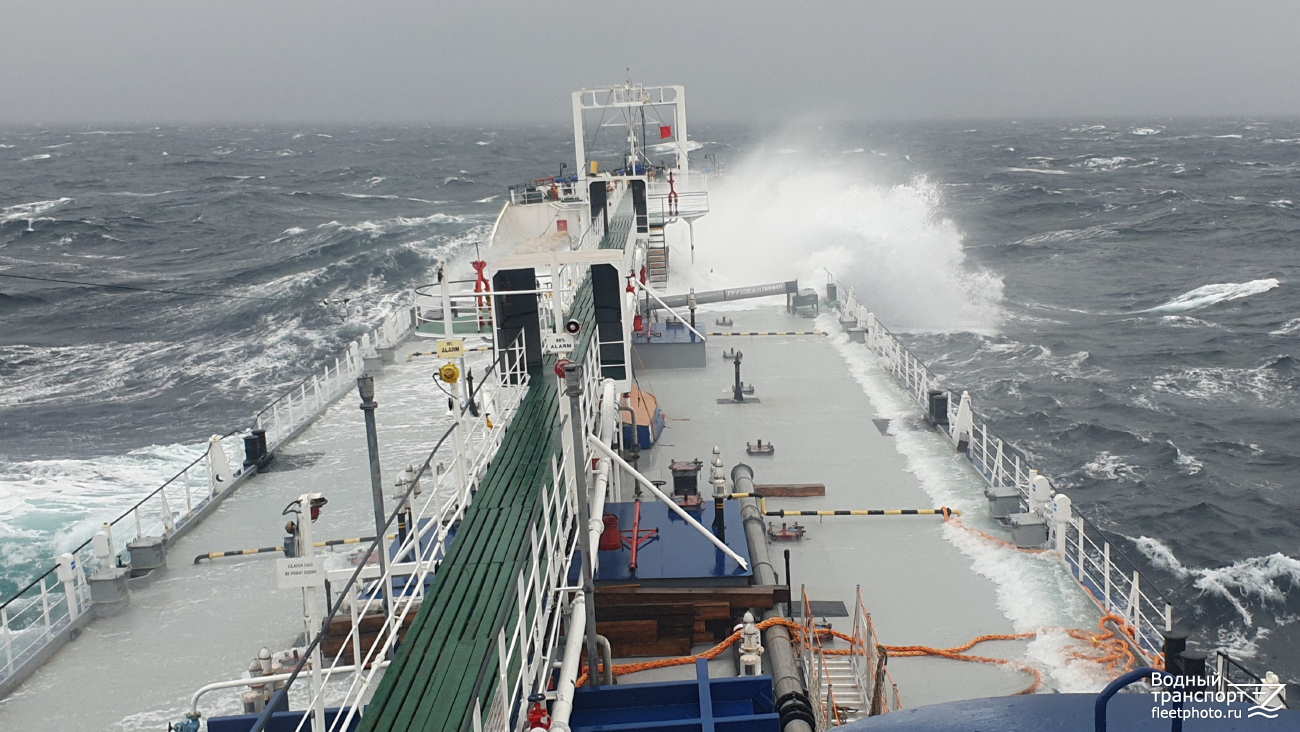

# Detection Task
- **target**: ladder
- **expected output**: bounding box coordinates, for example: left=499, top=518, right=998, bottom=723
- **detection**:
left=819, top=654, right=868, bottom=726
left=647, top=225, right=669, bottom=289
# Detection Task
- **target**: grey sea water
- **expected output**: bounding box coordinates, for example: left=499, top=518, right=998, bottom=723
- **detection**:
left=1, top=121, right=1296, bottom=680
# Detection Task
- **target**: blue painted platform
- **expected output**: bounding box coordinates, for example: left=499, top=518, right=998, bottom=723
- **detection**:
left=632, top=322, right=707, bottom=369
left=570, top=658, right=779, bottom=732
left=839, top=693, right=1299, bottom=731
left=595, top=501, right=752, bottom=584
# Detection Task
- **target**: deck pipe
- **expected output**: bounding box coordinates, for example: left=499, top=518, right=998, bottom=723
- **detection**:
left=586, top=379, right=618, bottom=561
left=549, top=594, right=589, bottom=732
left=737, top=465, right=815, bottom=732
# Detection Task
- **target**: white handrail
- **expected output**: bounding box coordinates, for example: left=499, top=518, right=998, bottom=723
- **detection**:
left=633, top=280, right=707, bottom=342
left=829, top=276, right=1172, bottom=663
left=586, top=436, right=748, bottom=570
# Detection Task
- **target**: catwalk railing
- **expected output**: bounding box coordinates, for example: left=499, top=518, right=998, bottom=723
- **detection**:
left=468, top=327, right=605, bottom=732
left=828, top=279, right=1173, bottom=664
left=0, top=303, right=416, bottom=695
left=202, top=331, right=536, bottom=731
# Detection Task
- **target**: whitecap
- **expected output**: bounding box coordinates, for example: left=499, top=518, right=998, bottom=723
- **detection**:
left=1082, top=451, right=1143, bottom=482
left=1131, top=127, right=1164, bottom=136
left=20, top=153, right=51, bottom=162
left=1, top=197, right=72, bottom=225
left=1144, top=278, right=1279, bottom=313
left=1269, top=318, right=1300, bottom=336
left=475, top=140, right=491, bottom=146
left=1194, top=554, right=1300, bottom=625
left=1134, top=537, right=1189, bottom=576
left=1170, top=442, right=1204, bottom=475
left=475, top=196, right=498, bottom=203
left=1005, top=167, right=1068, bottom=175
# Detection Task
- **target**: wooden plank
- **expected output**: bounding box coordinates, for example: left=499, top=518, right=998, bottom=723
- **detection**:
left=754, top=483, right=826, bottom=497
left=694, top=602, right=731, bottom=621
left=594, top=585, right=791, bottom=609
left=607, top=637, right=692, bottom=658
left=594, top=620, right=657, bottom=642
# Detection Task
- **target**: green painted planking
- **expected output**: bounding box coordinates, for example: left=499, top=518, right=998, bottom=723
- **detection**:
left=363, top=265, right=603, bottom=732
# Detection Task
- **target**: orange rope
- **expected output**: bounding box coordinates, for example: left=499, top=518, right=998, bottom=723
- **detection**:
left=942, top=509, right=1051, bottom=554
left=574, top=609, right=1144, bottom=694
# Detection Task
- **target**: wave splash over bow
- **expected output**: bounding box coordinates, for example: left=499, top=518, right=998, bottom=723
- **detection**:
left=681, top=140, right=1003, bottom=333
left=1145, top=279, right=1280, bottom=313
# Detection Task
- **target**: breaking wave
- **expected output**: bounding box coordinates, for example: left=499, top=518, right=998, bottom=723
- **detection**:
left=681, top=140, right=1003, bottom=333
left=1144, top=279, right=1280, bottom=313
left=1134, top=538, right=1300, bottom=626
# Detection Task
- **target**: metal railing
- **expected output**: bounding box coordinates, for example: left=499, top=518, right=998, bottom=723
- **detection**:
left=646, top=190, right=709, bottom=224
left=465, top=327, right=606, bottom=732
left=0, top=304, right=417, bottom=696
left=798, top=587, right=901, bottom=730
left=829, top=277, right=1173, bottom=664
left=217, top=271, right=611, bottom=732
left=239, top=332, right=535, bottom=732
left=414, top=279, right=494, bottom=338
left=508, top=178, right=584, bottom=206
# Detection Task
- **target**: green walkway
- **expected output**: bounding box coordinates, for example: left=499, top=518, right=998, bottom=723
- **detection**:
left=600, top=194, right=633, bottom=250
left=360, top=277, right=599, bottom=732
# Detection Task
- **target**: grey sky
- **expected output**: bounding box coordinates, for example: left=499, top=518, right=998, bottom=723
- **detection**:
left=3, top=1, right=1299, bottom=124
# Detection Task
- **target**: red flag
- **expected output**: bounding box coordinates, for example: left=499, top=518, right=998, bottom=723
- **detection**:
left=659, top=125, right=672, bottom=139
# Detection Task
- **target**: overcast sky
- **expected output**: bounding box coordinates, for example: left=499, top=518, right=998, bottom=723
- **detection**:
left=3, top=1, right=1299, bottom=125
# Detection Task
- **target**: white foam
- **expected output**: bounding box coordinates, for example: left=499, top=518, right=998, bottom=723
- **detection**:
left=1270, top=318, right=1300, bottom=336
left=1, top=197, right=72, bottom=224
left=1171, top=443, right=1204, bottom=475
left=1131, top=127, right=1164, bottom=136
left=1194, top=554, right=1300, bottom=625
left=1134, top=538, right=1300, bottom=628
left=1073, top=156, right=1135, bottom=171
left=1144, top=278, right=1280, bottom=313
left=1005, top=167, right=1068, bottom=175
left=676, top=147, right=1002, bottom=333
left=0, top=444, right=207, bottom=576
left=20, top=153, right=51, bottom=161
left=818, top=316, right=1106, bottom=691
left=1150, top=360, right=1286, bottom=403
left=1082, top=451, right=1143, bottom=482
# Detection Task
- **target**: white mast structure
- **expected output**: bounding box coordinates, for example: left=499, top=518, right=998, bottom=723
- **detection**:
left=571, top=82, right=690, bottom=180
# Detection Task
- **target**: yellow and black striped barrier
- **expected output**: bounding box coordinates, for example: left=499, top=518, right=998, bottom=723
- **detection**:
left=408, top=347, right=492, bottom=361
left=750, top=496, right=959, bottom=517
left=731, top=494, right=960, bottom=516
left=194, top=533, right=398, bottom=563
left=707, top=331, right=827, bottom=337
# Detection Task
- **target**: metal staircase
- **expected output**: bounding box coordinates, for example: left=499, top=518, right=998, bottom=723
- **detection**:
left=647, top=225, right=669, bottom=288
left=819, top=655, right=867, bottom=725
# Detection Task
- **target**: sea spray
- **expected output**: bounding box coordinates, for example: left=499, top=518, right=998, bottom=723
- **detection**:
left=679, top=146, right=1004, bottom=333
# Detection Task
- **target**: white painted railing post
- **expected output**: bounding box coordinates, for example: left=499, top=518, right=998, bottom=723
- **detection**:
left=1075, top=516, right=1086, bottom=578
left=1103, top=543, right=1112, bottom=612
left=39, top=579, right=51, bottom=639
left=57, top=553, right=79, bottom=623
left=2, top=606, right=12, bottom=675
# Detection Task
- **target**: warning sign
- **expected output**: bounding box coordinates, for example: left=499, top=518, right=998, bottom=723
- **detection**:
left=437, top=339, right=465, bottom=359
left=276, top=557, right=326, bottom=589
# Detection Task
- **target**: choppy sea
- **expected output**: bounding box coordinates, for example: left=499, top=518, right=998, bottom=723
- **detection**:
left=2, top=120, right=1297, bottom=680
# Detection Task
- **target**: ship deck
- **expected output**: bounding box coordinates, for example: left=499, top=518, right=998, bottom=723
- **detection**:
left=0, top=338, right=483, bottom=731
left=627, top=303, right=1034, bottom=708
